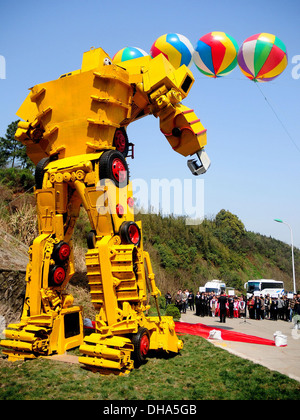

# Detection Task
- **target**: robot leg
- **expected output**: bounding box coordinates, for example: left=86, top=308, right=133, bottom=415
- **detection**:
left=73, top=152, right=183, bottom=374
left=1, top=169, right=84, bottom=360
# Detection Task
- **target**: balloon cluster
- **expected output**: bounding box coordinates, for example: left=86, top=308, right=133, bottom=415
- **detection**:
left=112, top=32, right=288, bottom=83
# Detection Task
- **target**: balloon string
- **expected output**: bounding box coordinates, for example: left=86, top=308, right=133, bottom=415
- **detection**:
left=255, top=83, right=300, bottom=154
left=193, top=74, right=300, bottom=154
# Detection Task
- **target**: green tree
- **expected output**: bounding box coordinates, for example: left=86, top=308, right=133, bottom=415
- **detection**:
left=214, top=209, right=246, bottom=251
left=0, top=120, right=34, bottom=171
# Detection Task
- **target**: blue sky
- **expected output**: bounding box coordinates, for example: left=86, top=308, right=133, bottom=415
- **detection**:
left=0, top=0, right=300, bottom=251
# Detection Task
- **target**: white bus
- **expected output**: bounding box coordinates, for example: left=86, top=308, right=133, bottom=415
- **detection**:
left=244, top=279, right=284, bottom=298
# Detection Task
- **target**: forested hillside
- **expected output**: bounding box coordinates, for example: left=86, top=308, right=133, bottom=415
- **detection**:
left=0, top=166, right=298, bottom=296
left=135, top=211, right=299, bottom=294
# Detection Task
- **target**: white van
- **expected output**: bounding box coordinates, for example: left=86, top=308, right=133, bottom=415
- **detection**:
left=203, top=280, right=226, bottom=295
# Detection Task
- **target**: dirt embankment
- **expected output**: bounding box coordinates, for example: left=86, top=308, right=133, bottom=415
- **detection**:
left=0, top=229, right=28, bottom=326
left=0, top=269, right=26, bottom=326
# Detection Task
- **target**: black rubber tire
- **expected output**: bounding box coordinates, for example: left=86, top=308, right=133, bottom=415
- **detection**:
left=35, top=157, right=50, bottom=189
left=113, top=127, right=129, bottom=157
left=120, top=221, right=141, bottom=246
left=99, top=150, right=129, bottom=187
left=131, top=327, right=150, bottom=367
left=52, top=241, right=70, bottom=263
left=87, top=230, right=96, bottom=249
left=48, top=265, right=66, bottom=287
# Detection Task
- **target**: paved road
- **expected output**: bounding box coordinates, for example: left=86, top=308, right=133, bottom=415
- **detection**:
left=178, top=310, right=300, bottom=383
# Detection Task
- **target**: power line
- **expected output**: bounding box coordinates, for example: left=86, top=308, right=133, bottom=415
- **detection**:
left=8, top=185, right=34, bottom=206
left=255, top=82, right=300, bottom=154
left=0, top=227, right=28, bottom=254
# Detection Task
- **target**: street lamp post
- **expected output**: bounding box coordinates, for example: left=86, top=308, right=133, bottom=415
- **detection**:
left=274, top=219, right=297, bottom=294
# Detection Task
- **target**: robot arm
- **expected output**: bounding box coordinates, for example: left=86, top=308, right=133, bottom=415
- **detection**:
left=151, top=99, right=211, bottom=175
left=124, top=54, right=211, bottom=175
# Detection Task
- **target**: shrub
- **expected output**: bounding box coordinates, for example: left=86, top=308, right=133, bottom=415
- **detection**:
left=165, top=304, right=181, bottom=321
left=0, top=167, right=35, bottom=192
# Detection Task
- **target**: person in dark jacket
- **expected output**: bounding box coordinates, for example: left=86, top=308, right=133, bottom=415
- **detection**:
left=188, top=291, right=195, bottom=311
left=175, top=289, right=184, bottom=313
left=294, top=293, right=300, bottom=315
left=199, top=293, right=206, bottom=317
left=228, top=296, right=234, bottom=318
left=254, top=296, right=262, bottom=320
left=165, top=291, right=172, bottom=309
left=195, top=291, right=201, bottom=316
left=218, top=292, right=228, bottom=323
left=270, top=297, right=278, bottom=320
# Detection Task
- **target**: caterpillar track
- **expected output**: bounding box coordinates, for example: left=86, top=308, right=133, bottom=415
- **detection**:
left=79, top=334, right=134, bottom=375
left=1, top=323, right=51, bottom=361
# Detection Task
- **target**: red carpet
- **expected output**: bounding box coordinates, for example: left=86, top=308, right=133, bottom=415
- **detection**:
left=175, top=322, right=276, bottom=346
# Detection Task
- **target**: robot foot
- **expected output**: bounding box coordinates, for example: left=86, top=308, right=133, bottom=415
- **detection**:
left=1, top=307, right=84, bottom=361
left=79, top=334, right=134, bottom=375
left=0, top=323, right=51, bottom=361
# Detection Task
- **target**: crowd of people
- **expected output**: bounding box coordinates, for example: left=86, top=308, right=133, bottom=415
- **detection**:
left=165, top=289, right=300, bottom=324
left=246, top=293, right=300, bottom=322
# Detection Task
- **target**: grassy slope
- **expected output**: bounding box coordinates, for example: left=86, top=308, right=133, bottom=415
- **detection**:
left=1, top=335, right=300, bottom=400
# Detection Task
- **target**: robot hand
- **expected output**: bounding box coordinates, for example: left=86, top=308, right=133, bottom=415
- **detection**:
left=158, top=102, right=210, bottom=175
left=187, top=149, right=211, bottom=175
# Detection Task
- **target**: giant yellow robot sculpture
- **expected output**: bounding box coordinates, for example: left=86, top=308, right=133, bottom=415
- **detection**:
left=1, top=47, right=210, bottom=374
